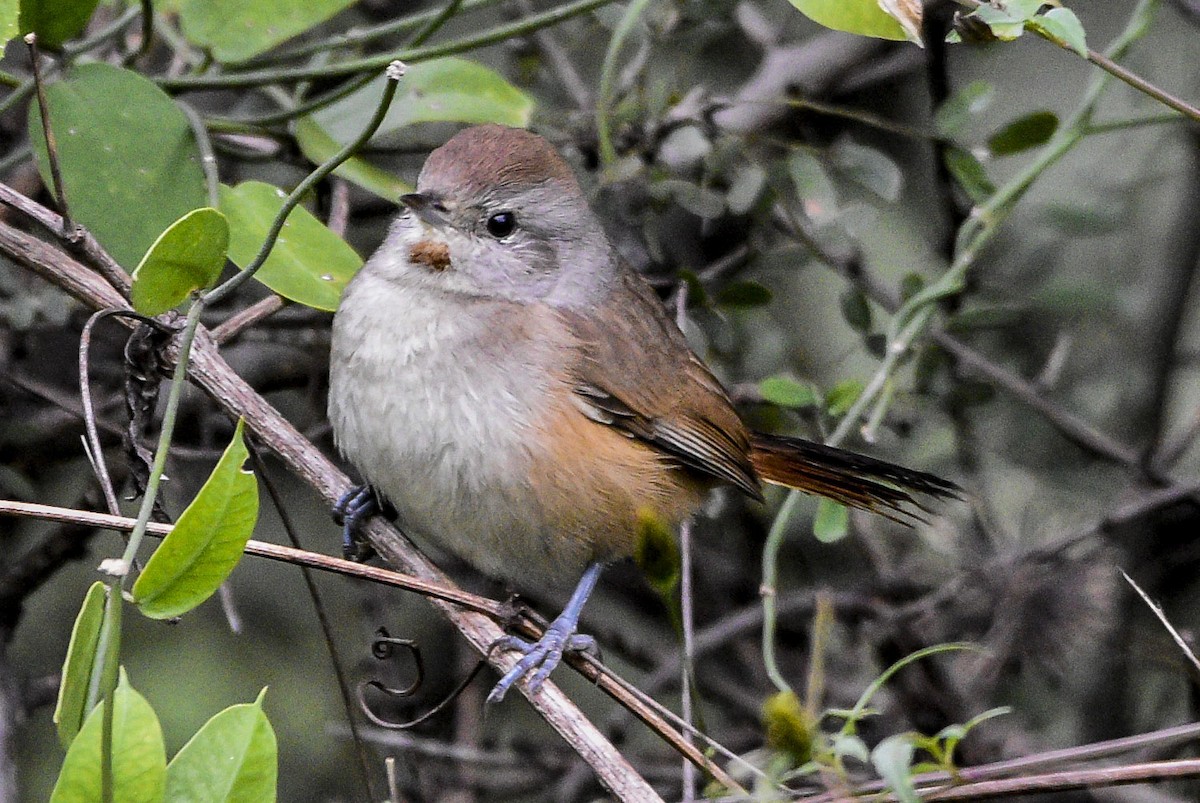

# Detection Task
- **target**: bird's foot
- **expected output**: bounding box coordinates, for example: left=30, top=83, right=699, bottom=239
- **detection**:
left=486, top=618, right=596, bottom=704
left=332, top=484, right=379, bottom=561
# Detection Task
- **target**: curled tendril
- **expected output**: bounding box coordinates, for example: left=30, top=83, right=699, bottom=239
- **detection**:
left=357, top=627, right=489, bottom=730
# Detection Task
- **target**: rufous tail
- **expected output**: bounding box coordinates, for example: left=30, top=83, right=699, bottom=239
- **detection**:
left=749, top=433, right=960, bottom=523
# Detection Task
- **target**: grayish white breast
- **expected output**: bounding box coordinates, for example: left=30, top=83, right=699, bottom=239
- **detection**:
left=328, top=225, right=570, bottom=584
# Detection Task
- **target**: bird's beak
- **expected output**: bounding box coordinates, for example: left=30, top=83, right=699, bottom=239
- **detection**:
left=399, top=193, right=450, bottom=229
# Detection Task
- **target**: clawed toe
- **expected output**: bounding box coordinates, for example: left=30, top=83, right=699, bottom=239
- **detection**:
left=486, top=630, right=594, bottom=704
left=334, top=485, right=379, bottom=561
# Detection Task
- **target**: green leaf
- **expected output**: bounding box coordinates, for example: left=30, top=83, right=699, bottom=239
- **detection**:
left=825, top=379, right=863, bottom=417
left=1033, top=7, right=1088, bottom=57
left=788, top=151, right=838, bottom=224
left=934, top=80, right=993, bottom=138
left=677, top=269, right=709, bottom=308
left=871, top=734, right=920, bottom=803
left=987, top=111, right=1058, bottom=156
left=133, top=419, right=258, bottom=619
left=28, top=63, right=207, bottom=269
left=51, top=669, right=166, bottom=803
left=813, top=498, right=849, bottom=543
left=19, top=0, right=99, bottom=48
left=943, top=146, right=995, bottom=204
left=53, top=582, right=106, bottom=749
left=652, top=179, right=726, bottom=219
left=831, top=139, right=903, bottom=202
left=726, top=163, right=766, bottom=215
left=759, top=376, right=818, bottom=409
left=786, top=0, right=911, bottom=42
left=179, top=0, right=356, bottom=63
left=0, top=0, right=17, bottom=44
left=1004, top=0, right=1048, bottom=18
left=165, top=689, right=277, bottom=803
left=131, top=208, right=229, bottom=315
left=832, top=733, right=870, bottom=764
left=762, top=691, right=814, bottom=764
left=839, top=288, right=873, bottom=333
left=293, top=117, right=412, bottom=202
left=310, top=58, right=534, bottom=147
left=899, top=273, right=926, bottom=302
left=971, top=5, right=1026, bottom=38
left=715, top=280, right=772, bottom=309
left=633, top=507, right=679, bottom=595
left=219, top=182, right=363, bottom=311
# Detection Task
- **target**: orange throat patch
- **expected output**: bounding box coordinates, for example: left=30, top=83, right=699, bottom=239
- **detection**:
left=409, top=239, right=451, bottom=272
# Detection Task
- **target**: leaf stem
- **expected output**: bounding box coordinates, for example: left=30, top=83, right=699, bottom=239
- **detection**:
left=25, top=34, right=74, bottom=235
left=247, top=0, right=504, bottom=65
left=596, top=0, right=655, bottom=164
left=158, top=0, right=615, bottom=91
left=202, top=61, right=404, bottom=306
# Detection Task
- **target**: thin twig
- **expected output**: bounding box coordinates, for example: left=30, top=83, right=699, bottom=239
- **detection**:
left=209, top=295, right=286, bottom=345
left=0, top=500, right=505, bottom=617
left=679, top=518, right=696, bottom=802
left=178, top=101, right=220, bottom=208
left=407, top=0, right=465, bottom=47
left=24, top=34, right=76, bottom=236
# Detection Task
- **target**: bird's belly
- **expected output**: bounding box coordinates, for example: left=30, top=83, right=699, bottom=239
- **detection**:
left=329, top=286, right=599, bottom=586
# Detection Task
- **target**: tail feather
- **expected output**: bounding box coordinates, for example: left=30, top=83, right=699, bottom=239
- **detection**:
left=749, top=433, right=960, bottom=523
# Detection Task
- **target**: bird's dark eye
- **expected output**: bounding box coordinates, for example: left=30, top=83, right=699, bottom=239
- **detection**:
left=486, top=211, right=517, bottom=238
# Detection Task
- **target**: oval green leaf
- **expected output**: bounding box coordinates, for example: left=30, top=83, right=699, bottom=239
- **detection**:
left=716, top=281, right=773, bottom=309
left=839, top=288, right=873, bottom=333
left=759, top=376, right=818, bottom=409
left=132, top=419, right=258, bottom=619
left=28, top=63, right=208, bottom=270
left=131, top=208, right=229, bottom=315
left=19, top=0, right=100, bottom=48
left=788, top=151, right=839, bottom=224
left=293, top=116, right=412, bottom=201
left=787, top=0, right=910, bottom=42
left=831, top=139, right=903, bottom=202
left=179, top=0, right=356, bottom=63
left=51, top=668, right=166, bottom=803
left=219, top=182, right=362, bottom=311
left=1035, top=8, right=1088, bottom=57
left=943, top=146, right=995, bottom=204
left=165, top=688, right=277, bottom=803
left=53, top=581, right=107, bottom=748
left=987, top=111, right=1059, bottom=156
left=813, top=498, right=849, bottom=543
left=871, top=734, right=920, bottom=803
left=825, top=379, right=864, bottom=417
left=309, top=58, right=534, bottom=147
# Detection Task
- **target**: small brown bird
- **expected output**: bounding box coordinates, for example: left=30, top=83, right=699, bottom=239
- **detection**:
left=328, top=125, right=957, bottom=702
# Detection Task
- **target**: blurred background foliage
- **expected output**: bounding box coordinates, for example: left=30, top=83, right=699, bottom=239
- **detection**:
left=2, top=0, right=1200, bottom=800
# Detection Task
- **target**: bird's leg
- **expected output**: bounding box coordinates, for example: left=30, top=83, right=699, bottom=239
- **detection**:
left=487, top=562, right=603, bottom=704
left=332, top=484, right=381, bottom=560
